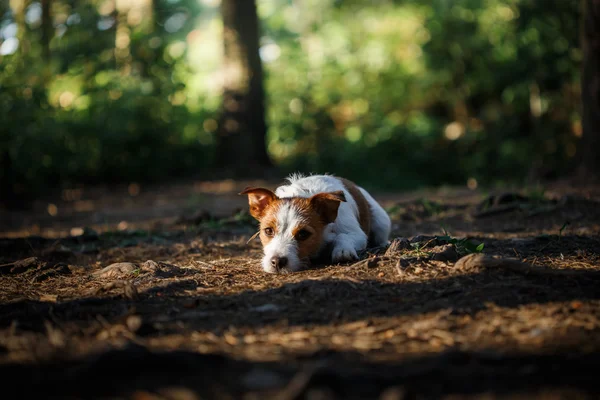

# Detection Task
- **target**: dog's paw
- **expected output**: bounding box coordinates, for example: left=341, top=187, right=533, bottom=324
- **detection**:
left=332, top=244, right=358, bottom=263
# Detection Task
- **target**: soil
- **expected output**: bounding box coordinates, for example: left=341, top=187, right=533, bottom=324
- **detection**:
left=1, top=178, right=600, bottom=400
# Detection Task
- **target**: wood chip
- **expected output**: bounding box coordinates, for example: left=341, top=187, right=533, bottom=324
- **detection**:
left=39, top=293, right=58, bottom=302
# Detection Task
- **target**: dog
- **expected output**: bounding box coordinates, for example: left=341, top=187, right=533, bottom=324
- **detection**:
left=240, top=173, right=391, bottom=273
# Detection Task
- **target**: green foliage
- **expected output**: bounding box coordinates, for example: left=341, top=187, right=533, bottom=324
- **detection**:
left=262, top=0, right=581, bottom=190
left=384, top=204, right=403, bottom=220
left=419, top=199, right=443, bottom=216
left=437, top=228, right=485, bottom=255
left=1, top=0, right=213, bottom=197
left=0, top=0, right=583, bottom=197
left=409, top=241, right=432, bottom=258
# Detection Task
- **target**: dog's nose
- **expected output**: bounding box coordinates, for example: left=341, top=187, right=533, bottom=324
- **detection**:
left=270, top=256, right=288, bottom=270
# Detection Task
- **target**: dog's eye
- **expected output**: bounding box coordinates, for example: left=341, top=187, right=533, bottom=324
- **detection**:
left=295, top=229, right=311, bottom=241
left=264, top=227, right=274, bottom=237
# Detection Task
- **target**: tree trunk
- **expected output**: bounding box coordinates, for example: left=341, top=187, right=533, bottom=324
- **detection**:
left=41, top=0, right=51, bottom=61
left=216, top=0, right=273, bottom=177
left=579, top=0, right=600, bottom=179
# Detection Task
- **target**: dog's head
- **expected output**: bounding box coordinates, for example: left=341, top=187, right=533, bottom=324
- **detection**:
left=240, top=187, right=346, bottom=273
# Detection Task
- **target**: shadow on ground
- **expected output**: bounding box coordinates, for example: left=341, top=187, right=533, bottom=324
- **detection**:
left=3, top=263, right=600, bottom=333
left=2, top=344, right=600, bottom=399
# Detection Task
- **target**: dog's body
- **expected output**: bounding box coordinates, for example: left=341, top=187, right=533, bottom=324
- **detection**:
left=241, top=174, right=391, bottom=273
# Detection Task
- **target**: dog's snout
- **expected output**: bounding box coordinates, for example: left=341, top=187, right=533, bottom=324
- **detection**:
left=270, top=256, right=288, bottom=270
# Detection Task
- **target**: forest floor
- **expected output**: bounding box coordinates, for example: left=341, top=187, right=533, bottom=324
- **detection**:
left=1, top=178, right=600, bottom=399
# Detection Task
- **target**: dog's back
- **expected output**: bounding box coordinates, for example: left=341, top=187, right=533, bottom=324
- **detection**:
left=275, top=174, right=390, bottom=247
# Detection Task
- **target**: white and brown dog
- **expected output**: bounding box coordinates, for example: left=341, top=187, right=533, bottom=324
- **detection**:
left=240, top=174, right=391, bottom=273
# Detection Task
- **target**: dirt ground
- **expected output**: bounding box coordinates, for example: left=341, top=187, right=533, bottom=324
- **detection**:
left=1, top=178, right=600, bottom=400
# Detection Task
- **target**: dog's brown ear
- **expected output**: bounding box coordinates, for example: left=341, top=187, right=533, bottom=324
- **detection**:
left=309, top=190, right=346, bottom=224
left=239, top=187, right=278, bottom=221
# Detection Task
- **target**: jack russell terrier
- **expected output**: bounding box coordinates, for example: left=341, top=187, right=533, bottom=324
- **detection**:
left=240, top=174, right=391, bottom=273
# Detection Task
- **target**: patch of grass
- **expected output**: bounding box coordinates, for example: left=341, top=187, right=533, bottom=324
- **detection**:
left=409, top=241, right=431, bottom=258
left=230, top=210, right=255, bottom=225
left=385, top=199, right=443, bottom=220
left=437, top=228, right=484, bottom=256
left=197, top=219, right=225, bottom=230
left=385, top=204, right=403, bottom=219
left=419, top=198, right=443, bottom=216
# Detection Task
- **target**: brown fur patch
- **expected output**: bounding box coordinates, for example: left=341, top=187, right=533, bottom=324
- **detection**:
left=256, top=194, right=344, bottom=262
left=308, top=191, right=345, bottom=224
left=289, top=200, right=326, bottom=261
left=340, top=178, right=371, bottom=236
left=256, top=200, right=280, bottom=247
left=239, top=187, right=277, bottom=220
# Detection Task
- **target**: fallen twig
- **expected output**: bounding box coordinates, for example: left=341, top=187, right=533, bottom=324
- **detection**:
left=246, top=231, right=260, bottom=244
left=455, top=253, right=599, bottom=277
left=0, top=257, right=43, bottom=274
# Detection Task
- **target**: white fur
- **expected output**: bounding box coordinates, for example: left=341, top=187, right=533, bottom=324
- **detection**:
left=261, top=173, right=391, bottom=273
left=262, top=202, right=304, bottom=273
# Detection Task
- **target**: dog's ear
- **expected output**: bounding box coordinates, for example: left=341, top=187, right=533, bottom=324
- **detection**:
left=239, top=187, right=278, bottom=221
left=309, top=190, right=346, bottom=224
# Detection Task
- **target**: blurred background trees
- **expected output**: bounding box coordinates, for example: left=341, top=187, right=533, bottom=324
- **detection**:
left=580, top=0, right=600, bottom=179
left=0, top=0, right=586, bottom=202
left=216, top=0, right=272, bottom=176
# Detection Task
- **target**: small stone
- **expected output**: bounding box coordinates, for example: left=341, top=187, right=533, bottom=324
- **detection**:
left=141, top=260, right=161, bottom=272
left=93, top=262, right=138, bottom=278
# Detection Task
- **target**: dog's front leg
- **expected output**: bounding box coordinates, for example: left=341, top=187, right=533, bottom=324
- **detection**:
left=330, top=231, right=368, bottom=263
